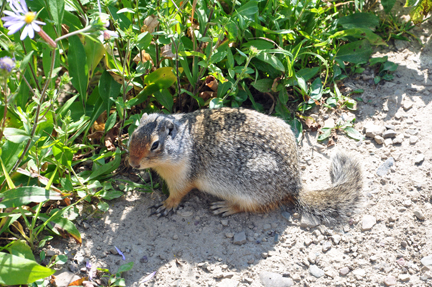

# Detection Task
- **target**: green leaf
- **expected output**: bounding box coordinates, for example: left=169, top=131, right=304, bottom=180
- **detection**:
left=289, top=118, right=303, bottom=143
left=0, top=187, right=62, bottom=209
left=369, top=56, right=388, bottom=65
left=48, top=0, right=64, bottom=33
left=331, top=28, right=386, bottom=46
left=99, top=71, right=122, bottom=113
left=134, top=67, right=177, bottom=105
left=117, top=262, right=134, bottom=273
left=310, top=78, right=323, bottom=101
left=252, top=78, right=273, bottom=93
left=7, top=240, right=34, bottom=261
left=318, top=127, right=333, bottom=141
left=88, top=149, right=122, bottom=180
left=256, top=53, right=285, bottom=72
left=69, top=35, right=88, bottom=103
left=235, top=1, right=258, bottom=16
left=382, top=0, right=397, bottom=13
left=84, top=37, right=105, bottom=80
left=98, top=201, right=109, bottom=212
left=38, top=213, right=82, bottom=244
left=336, top=40, right=373, bottom=64
left=3, top=128, right=30, bottom=143
left=153, top=89, right=174, bottom=112
left=136, top=32, right=152, bottom=50
left=343, top=127, right=364, bottom=141
left=0, top=252, right=55, bottom=285
left=382, top=61, right=398, bottom=72
left=242, top=40, right=274, bottom=50
left=337, top=13, right=380, bottom=29
left=209, top=98, right=224, bottom=109
left=374, top=75, right=381, bottom=84
left=210, top=50, right=227, bottom=64
left=100, top=189, right=124, bottom=200
left=105, top=112, right=118, bottom=133
left=54, top=254, right=68, bottom=265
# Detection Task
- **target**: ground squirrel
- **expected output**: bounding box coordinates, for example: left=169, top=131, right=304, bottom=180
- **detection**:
left=128, top=107, right=363, bottom=220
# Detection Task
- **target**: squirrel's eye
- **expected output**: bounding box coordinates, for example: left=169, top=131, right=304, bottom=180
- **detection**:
left=150, top=141, right=159, bottom=151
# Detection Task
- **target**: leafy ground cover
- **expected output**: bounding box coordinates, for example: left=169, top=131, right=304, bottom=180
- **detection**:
left=0, top=0, right=430, bottom=285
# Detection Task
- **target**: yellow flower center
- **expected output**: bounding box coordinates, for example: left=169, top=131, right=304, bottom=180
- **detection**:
left=24, top=12, right=36, bottom=24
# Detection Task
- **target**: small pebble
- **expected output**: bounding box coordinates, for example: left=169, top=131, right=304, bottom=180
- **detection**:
left=421, top=255, right=432, bottom=267
left=361, top=215, right=376, bottom=231
left=383, top=130, right=397, bottom=138
left=322, top=241, right=332, bottom=252
left=221, top=220, right=229, bottom=227
left=384, top=275, right=397, bottom=286
left=402, top=200, right=412, bottom=207
left=374, top=135, right=384, bottom=145
left=339, top=267, right=350, bottom=276
left=376, top=158, right=394, bottom=176
left=233, top=232, right=246, bottom=245
left=309, top=265, right=325, bottom=278
left=414, top=154, right=425, bottom=164
left=414, top=210, right=425, bottom=220
left=399, top=274, right=410, bottom=282
left=172, top=234, right=179, bottom=240
left=409, top=136, right=419, bottom=144
left=331, top=235, right=341, bottom=245
left=263, top=223, right=271, bottom=231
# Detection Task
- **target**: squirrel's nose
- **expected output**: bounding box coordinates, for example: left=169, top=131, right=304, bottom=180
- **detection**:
left=128, top=159, right=141, bottom=169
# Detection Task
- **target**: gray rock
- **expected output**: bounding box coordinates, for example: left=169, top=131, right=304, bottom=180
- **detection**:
left=54, top=271, right=81, bottom=287
left=364, top=123, right=385, bottom=138
left=331, top=235, right=341, bottom=245
left=383, top=130, right=397, bottom=138
left=376, top=158, right=394, bottom=176
left=221, top=220, right=229, bottom=226
left=374, top=135, right=384, bottom=145
left=399, top=274, right=410, bottom=282
left=309, top=265, right=325, bottom=278
left=46, top=250, right=57, bottom=257
left=384, top=138, right=393, bottom=146
left=259, top=271, right=294, bottom=287
left=281, top=211, right=292, bottom=222
left=414, top=154, right=425, bottom=164
left=406, top=129, right=418, bottom=135
left=402, top=200, right=412, bottom=207
left=217, top=279, right=239, bottom=287
left=68, top=262, right=79, bottom=273
left=409, top=136, right=419, bottom=144
left=361, top=215, right=376, bottom=231
left=402, top=100, right=413, bottom=110
left=393, top=135, right=404, bottom=144
left=352, top=269, right=366, bottom=279
left=395, top=39, right=409, bottom=50
left=225, top=233, right=234, bottom=238
left=421, top=255, right=432, bottom=267
left=339, top=267, right=350, bottom=276
left=233, top=232, right=246, bottom=245
left=384, top=275, right=397, bottom=286
left=263, top=223, right=271, bottom=231
left=177, top=210, right=193, bottom=217
left=322, top=241, right=332, bottom=252
left=300, top=213, right=320, bottom=228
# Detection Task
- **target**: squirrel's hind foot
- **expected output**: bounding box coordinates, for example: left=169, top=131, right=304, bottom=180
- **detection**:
left=211, top=201, right=261, bottom=216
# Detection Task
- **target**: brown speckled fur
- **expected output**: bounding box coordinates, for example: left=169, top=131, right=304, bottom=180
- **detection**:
left=128, top=108, right=363, bottom=220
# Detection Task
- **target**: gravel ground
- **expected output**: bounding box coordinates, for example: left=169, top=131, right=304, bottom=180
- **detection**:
left=46, top=18, right=432, bottom=287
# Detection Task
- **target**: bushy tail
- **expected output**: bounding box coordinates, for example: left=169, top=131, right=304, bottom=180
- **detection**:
left=297, top=152, right=363, bottom=221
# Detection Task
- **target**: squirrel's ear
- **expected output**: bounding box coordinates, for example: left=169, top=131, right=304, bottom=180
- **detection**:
left=139, top=113, right=149, bottom=125
left=162, top=120, right=178, bottom=139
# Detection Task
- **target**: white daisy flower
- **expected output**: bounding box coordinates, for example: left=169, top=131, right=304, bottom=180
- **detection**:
left=1, top=0, right=46, bottom=40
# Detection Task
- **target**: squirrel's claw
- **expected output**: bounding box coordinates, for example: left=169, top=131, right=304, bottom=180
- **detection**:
left=211, top=201, right=237, bottom=217
left=149, top=203, right=179, bottom=217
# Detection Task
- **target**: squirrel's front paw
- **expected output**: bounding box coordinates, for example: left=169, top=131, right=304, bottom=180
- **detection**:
left=149, top=198, right=181, bottom=218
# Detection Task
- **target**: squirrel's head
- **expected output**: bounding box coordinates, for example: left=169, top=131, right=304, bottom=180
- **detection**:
left=128, top=113, right=180, bottom=169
